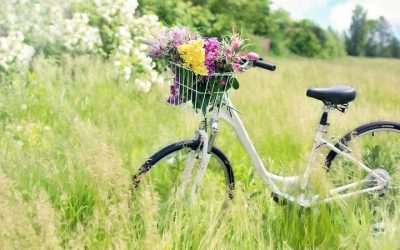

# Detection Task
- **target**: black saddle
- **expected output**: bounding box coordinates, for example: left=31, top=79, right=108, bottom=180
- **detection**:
left=306, top=85, right=356, bottom=105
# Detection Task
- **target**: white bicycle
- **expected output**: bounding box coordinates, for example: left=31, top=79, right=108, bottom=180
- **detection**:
left=134, top=56, right=400, bottom=215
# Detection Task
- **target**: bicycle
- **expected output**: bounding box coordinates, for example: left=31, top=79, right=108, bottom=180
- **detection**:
left=133, top=54, right=400, bottom=217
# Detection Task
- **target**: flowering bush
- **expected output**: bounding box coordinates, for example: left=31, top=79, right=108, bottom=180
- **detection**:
left=63, top=13, right=102, bottom=54
left=149, top=27, right=245, bottom=113
left=0, top=0, right=163, bottom=92
left=111, top=15, right=164, bottom=91
left=0, top=32, right=35, bottom=73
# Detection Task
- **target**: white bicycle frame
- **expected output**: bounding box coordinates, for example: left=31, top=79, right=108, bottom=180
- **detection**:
left=187, top=98, right=388, bottom=207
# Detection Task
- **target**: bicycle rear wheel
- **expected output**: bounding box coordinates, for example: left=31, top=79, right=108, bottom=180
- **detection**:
left=326, top=121, right=400, bottom=224
left=133, top=140, right=234, bottom=209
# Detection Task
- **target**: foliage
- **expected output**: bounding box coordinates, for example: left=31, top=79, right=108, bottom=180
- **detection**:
left=138, top=0, right=345, bottom=58
left=264, top=9, right=292, bottom=56
left=139, top=0, right=271, bottom=37
left=287, top=20, right=323, bottom=58
left=346, top=5, right=400, bottom=58
left=283, top=20, right=344, bottom=58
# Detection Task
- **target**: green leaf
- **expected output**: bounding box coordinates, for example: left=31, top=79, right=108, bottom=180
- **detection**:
left=232, top=77, right=240, bottom=90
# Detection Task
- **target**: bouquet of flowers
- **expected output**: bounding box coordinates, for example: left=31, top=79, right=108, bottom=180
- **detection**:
left=148, top=27, right=246, bottom=115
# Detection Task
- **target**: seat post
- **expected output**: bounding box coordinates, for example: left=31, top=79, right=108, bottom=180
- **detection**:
left=316, top=104, right=333, bottom=135
left=319, top=110, right=329, bottom=126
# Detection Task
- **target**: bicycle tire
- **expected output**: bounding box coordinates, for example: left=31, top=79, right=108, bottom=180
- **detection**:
left=325, top=121, right=400, bottom=169
left=324, top=121, right=400, bottom=225
left=133, top=140, right=235, bottom=199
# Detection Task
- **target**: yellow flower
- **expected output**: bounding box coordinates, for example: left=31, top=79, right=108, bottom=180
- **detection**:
left=177, top=39, right=208, bottom=76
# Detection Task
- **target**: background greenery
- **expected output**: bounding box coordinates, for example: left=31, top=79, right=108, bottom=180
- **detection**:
left=1, top=55, right=399, bottom=248
left=138, top=0, right=400, bottom=59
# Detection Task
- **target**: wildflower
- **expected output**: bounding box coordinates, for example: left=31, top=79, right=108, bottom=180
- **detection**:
left=204, top=38, right=220, bottom=75
left=232, top=35, right=241, bottom=50
left=233, top=56, right=242, bottom=72
left=177, top=39, right=208, bottom=76
left=172, top=27, right=196, bottom=46
left=166, top=75, right=181, bottom=105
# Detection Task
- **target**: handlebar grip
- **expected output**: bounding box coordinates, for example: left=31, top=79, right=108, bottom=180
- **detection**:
left=252, top=60, right=276, bottom=71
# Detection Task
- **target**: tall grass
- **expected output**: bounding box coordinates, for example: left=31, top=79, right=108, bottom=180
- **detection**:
left=1, top=55, right=399, bottom=248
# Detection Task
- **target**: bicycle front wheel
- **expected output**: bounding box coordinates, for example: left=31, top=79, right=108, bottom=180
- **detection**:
left=133, top=140, right=234, bottom=208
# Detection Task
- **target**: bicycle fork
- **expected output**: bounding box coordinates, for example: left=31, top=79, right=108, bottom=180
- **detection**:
left=177, top=119, right=219, bottom=201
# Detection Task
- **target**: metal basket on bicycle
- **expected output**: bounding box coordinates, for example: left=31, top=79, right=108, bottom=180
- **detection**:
left=167, top=62, right=237, bottom=116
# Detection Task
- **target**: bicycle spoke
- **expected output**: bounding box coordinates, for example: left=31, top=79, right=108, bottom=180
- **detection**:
left=328, top=127, right=400, bottom=222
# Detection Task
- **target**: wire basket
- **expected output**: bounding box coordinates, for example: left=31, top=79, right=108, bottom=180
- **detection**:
left=166, top=62, right=235, bottom=116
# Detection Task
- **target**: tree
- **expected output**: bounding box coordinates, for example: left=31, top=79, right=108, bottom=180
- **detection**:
left=264, top=8, right=292, bottom=55
left=389, top=37, right=400, bottom=58
left=286, top=20, right=345, bottom=58
left=365, top=16, right=393, bottom=57
left=345, top=5, right=369, bottom=56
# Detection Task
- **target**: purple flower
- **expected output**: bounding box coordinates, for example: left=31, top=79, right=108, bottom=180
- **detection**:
left=167, top=76, right=180, bottom=105
left=171, top=27, right=197, bottom=46
left=167, top=95, right=180, bottom=105
left=204, top=38, right=220, bottom=75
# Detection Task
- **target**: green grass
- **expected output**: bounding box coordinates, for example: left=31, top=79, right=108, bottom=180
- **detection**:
left=1, top=55, right=400, bottom=249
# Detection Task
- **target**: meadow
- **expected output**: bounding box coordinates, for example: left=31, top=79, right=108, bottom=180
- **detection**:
left=1, top=55, right=400, bottom=249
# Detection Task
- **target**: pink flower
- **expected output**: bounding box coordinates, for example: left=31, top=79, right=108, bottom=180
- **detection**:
left=226, top=50, right=232, bottom=61
left=232, top=56, right=242, bottom=72
left=231, top=35, right=241, bottom=50
left=233, top=63, right=241, bottom=72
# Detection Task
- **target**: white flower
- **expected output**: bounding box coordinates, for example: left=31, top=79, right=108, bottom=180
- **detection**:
left=135, top=79, right=151, bottom=92
left=15, top=31, right=24, bottom=42
left=150, top=71, right=158, bottom=82
left=139, top=44, right=147, bottom=51
left=21, top=104, right=28, bottom=110
left=0, top=31, right=35, bottom=71
left=62, top=12, right=102, bottom=53
left=0, top=38, right=9, bottom=51
left=123, top=67, right=132, bottom=81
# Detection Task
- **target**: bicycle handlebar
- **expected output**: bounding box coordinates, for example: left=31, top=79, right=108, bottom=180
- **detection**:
left=240, top=53, right=277, bottom=71
left=252, top=60, right=276, bottom=71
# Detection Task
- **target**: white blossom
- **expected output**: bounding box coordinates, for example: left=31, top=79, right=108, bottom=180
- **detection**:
left=0, top=0, right=163, bottom=92
left=0, top=32, right=35, bottom=72
left=62, top=13, right=102, bottom=53
left=93, top=0, right=138, bottom=23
